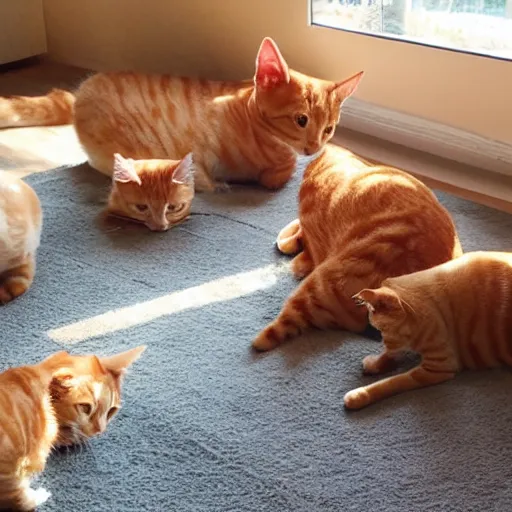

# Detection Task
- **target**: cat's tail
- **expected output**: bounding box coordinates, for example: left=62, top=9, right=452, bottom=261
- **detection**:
left=252, top=258, right=368, bottom=351
left=0, top=88, right=75, bottom=128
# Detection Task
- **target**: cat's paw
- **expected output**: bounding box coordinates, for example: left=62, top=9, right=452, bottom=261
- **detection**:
left=214, top=182, right=230, bottom=193
left=0, top=277, right=30, bottom=305
left=252, top=329, right=279, bottom=352
left=276, top=219, right=302, bottom=255
left=290, top=252, right=314, bottom=279
left=344, top=387, right=371, bottom=410
left=21, top=487, right=51, bottom=510
left=362, top=354, right=383, bottom=375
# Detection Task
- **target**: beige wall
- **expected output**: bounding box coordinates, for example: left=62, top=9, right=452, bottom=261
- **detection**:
left=0, top=0, right=46, bottom=65
left=43, top=0, right=512, bottom=144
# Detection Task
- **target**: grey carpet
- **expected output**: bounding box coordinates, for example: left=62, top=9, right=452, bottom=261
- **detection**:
left=3, top=163, right=512, bottom=511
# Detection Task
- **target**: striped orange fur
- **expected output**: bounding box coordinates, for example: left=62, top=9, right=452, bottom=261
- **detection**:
left=0, top=38, right=363, bottom=193
left=0, top=346, right=145, bottom=511
left=0, top=172, right=42, bottom=304
left=345, top=251, right=512, bottom=410
left=0, top=88, right=74, bottom=128
left=107, top=153, right=195, bottom=231
left=252, top=144, right=463, bottom=351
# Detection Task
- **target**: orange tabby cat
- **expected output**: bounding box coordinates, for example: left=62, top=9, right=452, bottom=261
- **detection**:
left=0, top=172, right=42, bottom=304
left=252, top=144, right=463, bottom=351
left=108, top=152, right=195, bottom=231
left=346, top=251, right=512, bottom=410
left=0, top=38, right=364, bottom=192
left=0, top=346, right=145, bottom=511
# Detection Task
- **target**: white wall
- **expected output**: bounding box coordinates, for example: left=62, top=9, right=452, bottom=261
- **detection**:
left=43, top=0, right=512, bottom=144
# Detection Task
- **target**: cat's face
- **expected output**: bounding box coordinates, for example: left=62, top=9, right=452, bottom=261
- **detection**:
left=353, top=286, right=412, bottom=350
left=107, top=153, right=194, bottom=232
left=47, top=346, right=146, bottom=446
left=253, top=37, right=364, bottom=157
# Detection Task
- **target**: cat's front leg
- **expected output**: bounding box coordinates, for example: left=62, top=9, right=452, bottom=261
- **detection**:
left=0, top=255, right=36, bottom=304
left=290, top=250, right=314, bottom=279
left=0, top=478, right=51, bottom=512
left=259, top=161, right=296, bottom=190
left=192, top=156, right=229, bottom=193
left=362, top=350, right=404, bottom=375
left=343, top=364, right=456, bottom=410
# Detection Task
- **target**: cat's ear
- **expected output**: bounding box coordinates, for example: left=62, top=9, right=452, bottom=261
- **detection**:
left=172, top=153, right=195, bottom=186
left=49, top=368, right=77, bottom=400
left=254, top=37, right=290, bottom=89
left=99, top=345, right=147, bottom=379
left=352, top=287, right=401, bottom=313
left=333, top=71, right=364, bottom=101
left=113, top=153, right=141, bottom=185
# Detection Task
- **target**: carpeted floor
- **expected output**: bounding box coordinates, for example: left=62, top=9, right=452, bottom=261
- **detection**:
left=3, top=162, right=512, bottom=511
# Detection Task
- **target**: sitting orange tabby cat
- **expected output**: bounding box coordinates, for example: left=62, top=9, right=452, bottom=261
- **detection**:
left=252, top=144, right=463, bottom=351
left=108, top=152, right=194, bottom=231
left=0, top=38, right=363, bottom=192
left=0, top=345, right=145, bottom=511
left=345, top=251, right=512, bottom=410
left=0, top=172, right=42, bottom=304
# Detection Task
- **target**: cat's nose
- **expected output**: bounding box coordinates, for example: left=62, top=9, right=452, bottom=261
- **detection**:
left=148, top=223, right=169, bottom=232
left=304, top=145, right=321, bottom=156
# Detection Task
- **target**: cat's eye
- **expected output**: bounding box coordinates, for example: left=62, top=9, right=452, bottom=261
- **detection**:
left=166, top=203, right=185, bottom=214
left=77, top=403, right=92, bottom=415
left=135, top=204, right=148, bottom=212
left=296, top=114, right=308, bottom=128
left=324, top=125, right=334, bottom=135
left=107, top=407, right=119, bottom=421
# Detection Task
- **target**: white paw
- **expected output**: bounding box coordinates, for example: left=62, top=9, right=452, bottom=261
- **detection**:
left=28, top=487, right=51, bottom=507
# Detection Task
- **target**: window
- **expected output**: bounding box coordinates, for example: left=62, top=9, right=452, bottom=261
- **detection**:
left=311, top=0, right=512, bottom=60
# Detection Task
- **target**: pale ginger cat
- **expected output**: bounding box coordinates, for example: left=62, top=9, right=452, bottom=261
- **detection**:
left=346, top=251, right=512, bottom=410
left=0, top=172, right=42, bottom=304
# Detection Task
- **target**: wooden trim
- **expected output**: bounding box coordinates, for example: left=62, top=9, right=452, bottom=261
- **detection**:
left=411, top=174, right=512, bottom=215
left=340, top=97, right=512, bottom=177
left=331, top=127, right=512, bottom=215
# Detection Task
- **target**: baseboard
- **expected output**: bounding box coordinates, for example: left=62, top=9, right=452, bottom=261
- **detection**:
left=340, top=98, right=512, bottom=178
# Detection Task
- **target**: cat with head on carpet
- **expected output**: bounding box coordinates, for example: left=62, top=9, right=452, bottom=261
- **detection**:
left=252, top=144, right=463, bottom=351
left=344, top=251, right=512, bottom=410
left=0, top=37, right=363, bottom=195
left=0, top=172, right=42, bottom=304
left=0, top=345, right=146, bottom=511
left=107, top=152, right=195, bottom=232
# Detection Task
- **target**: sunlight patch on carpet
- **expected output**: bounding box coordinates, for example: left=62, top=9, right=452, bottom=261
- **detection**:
left=47, top=263, right=288, bottom=345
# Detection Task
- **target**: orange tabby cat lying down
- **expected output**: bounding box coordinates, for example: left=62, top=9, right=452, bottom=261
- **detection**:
left=252, top=144, right=463, bottom=351
left=346, top=251, right=512, bottom=409
left=0, top=346, right=145, bottom=511
left=0, top=38, right=363, bottom=192
left=0, top=172, right=42, bottom=304
left=108, top=152, right=195, bottom=231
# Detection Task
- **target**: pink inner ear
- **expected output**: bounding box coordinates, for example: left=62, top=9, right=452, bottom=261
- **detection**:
left=334, top=71, right=364, bottom=100
left=255, top=37, right=290, bottom=88
left=113, top=153, right=141, bottom=185
left=172, top=153, right=194, bottom=185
